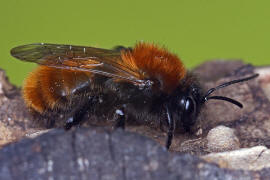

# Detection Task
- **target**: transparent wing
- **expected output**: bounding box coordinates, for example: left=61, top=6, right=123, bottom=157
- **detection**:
left=11, top=43, right=146, bottom=85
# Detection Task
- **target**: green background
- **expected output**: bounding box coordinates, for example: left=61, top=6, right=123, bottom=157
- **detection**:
left=1, top=0, right=269, bottom=86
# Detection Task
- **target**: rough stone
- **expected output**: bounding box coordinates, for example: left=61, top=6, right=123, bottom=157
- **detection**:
left=202, top=146, right=270, bottom=171
left=206, top=125, right=240, bottom=152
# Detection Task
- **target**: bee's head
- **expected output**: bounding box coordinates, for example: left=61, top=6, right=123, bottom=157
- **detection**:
left=168, top=82, right=203, bottom=132
left=168, top=73, right=259, bottom=132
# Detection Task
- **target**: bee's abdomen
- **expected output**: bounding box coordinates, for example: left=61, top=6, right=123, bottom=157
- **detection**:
left=23, top=66, right=92, bottom=114
left=23, top=67, right=46, bottom=113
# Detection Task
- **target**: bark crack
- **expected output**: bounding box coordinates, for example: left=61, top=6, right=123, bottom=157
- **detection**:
left=107, top=132, right=116, bottom=162
left=71, top=131, right=82, bottom=180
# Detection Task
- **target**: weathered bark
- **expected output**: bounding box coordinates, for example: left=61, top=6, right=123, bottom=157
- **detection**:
left=0, top=128, right=269, bottom=180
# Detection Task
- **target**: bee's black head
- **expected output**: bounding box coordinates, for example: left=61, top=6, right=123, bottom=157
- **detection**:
left=168, top=80, right=203, bottom=132
left=168, top=73, right=259, bottom=132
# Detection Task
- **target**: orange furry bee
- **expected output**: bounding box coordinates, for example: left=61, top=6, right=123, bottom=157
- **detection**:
left=11, top=43, right=258, bottom=149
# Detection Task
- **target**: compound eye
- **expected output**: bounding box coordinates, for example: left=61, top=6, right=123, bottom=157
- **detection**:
left=185, top=97, right=195, bottom=115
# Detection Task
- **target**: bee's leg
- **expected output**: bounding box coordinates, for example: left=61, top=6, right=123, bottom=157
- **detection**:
left=165, top=105, right=175, bottom=149
left=114, top=108, right=126, bottom=129
left=64, top=110, right=86, bottom=130
left=65, top=116, right=76, bottom=130
left=64, top=101, right=90, bottom=130
left=183, top=122, right=191, bottom=132
left=65, top=109, right=90, bottom=130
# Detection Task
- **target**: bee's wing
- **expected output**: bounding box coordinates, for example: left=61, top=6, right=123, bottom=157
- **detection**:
left=11, top=43, right=147, bottom=86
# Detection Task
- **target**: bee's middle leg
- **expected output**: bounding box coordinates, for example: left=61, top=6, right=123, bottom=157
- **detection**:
left=114, top=108, right=126, bottom=129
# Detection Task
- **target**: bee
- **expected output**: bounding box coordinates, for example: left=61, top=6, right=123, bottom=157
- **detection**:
left=10, top=42, right=258, bottom=149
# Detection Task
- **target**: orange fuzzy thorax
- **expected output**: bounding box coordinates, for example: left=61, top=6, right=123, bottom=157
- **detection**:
left=121, top=43, right=186, bottom=93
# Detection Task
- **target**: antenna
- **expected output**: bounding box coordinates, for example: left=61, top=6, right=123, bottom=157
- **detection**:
left=203, top=74, right=259, bottom=108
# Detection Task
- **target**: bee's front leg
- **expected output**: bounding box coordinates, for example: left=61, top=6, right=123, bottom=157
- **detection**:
left=165, top=105, right=175, bottom=150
